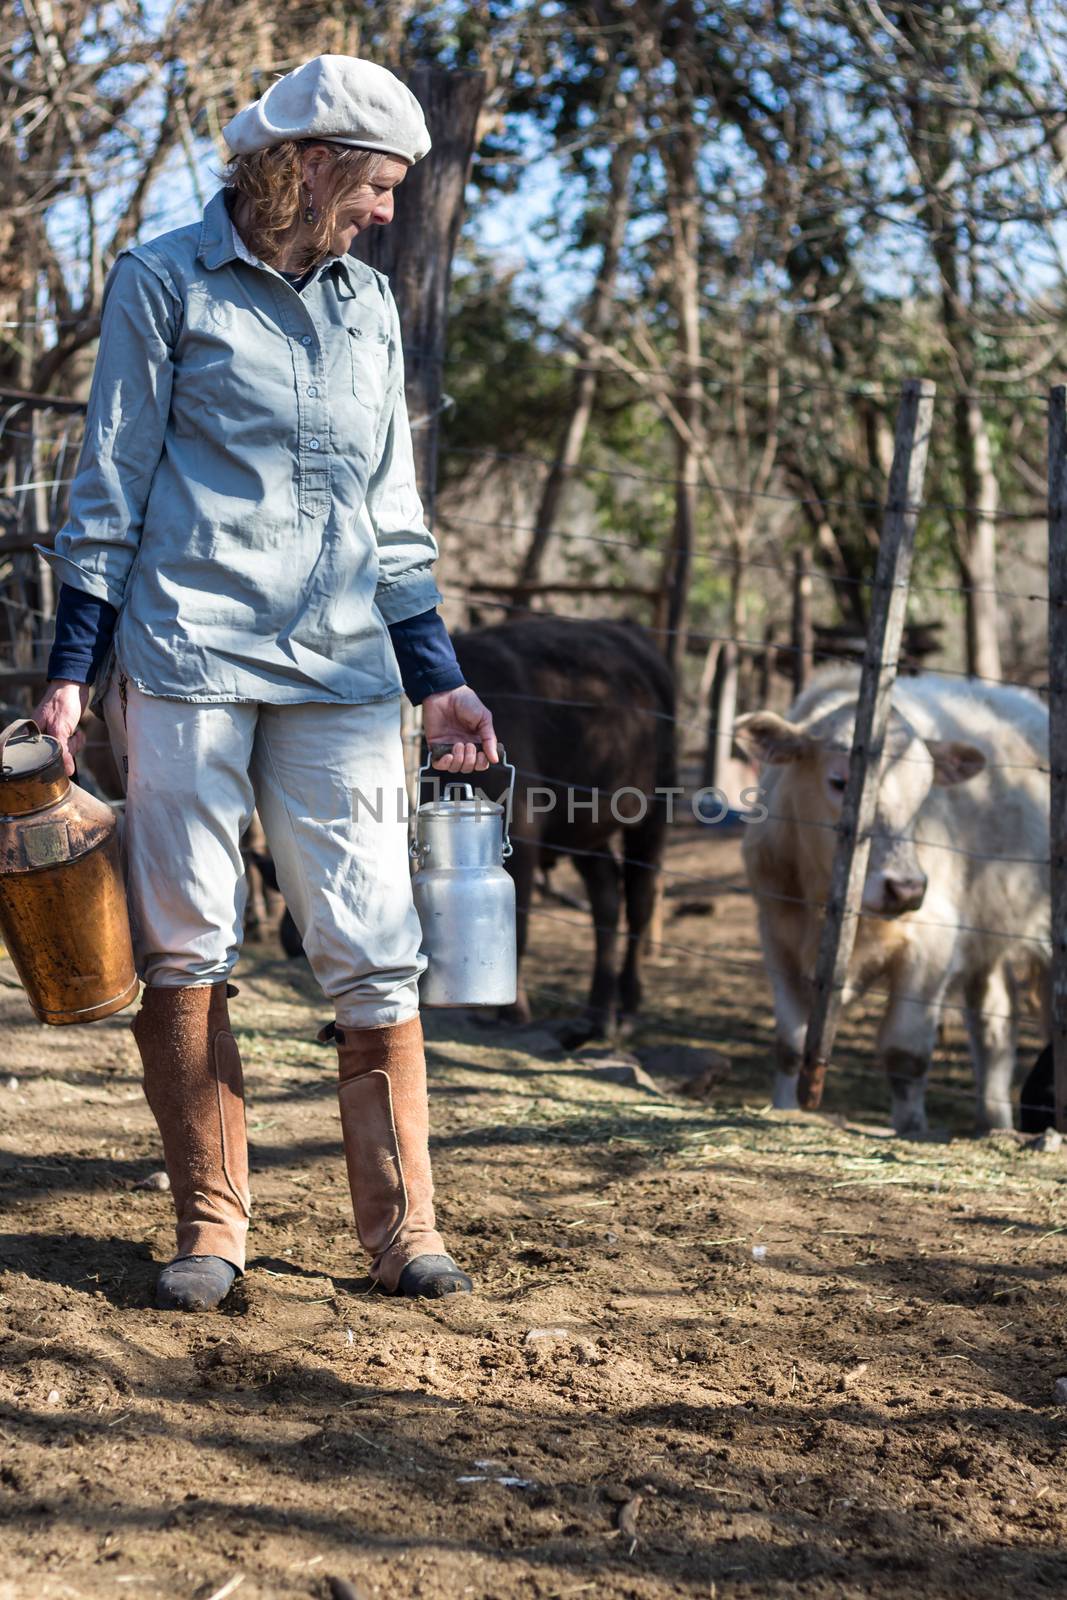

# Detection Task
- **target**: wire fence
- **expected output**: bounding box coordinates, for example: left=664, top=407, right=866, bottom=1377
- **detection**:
left=0, top=370, right=1059, bottom=1133
left=441, top=586, right=1054, bottom=695
left=430, top=378, right=1055, bottom=1128
left=402, top=732, right=1053, bottom=995
left=439, top=511, right=1055, bottom=606
left=442, top=441, right=1050, bottom=524
left=519, top=980, right=1052, bottom=1124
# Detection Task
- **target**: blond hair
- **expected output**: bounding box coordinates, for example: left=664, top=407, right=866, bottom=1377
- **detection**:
left=224, top=140, right=388, bottom=271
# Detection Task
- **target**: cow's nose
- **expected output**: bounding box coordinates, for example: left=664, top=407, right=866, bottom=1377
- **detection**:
left=882, top=875, right=927, bottom=913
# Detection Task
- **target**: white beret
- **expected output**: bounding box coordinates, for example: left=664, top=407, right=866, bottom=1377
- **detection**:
left=222, top=54, right=431, bottom=164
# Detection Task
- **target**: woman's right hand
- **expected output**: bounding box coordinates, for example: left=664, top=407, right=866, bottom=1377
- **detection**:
left=32, top=680, right=91, bottom=776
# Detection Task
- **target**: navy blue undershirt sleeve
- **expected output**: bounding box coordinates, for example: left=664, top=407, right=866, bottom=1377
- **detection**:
left=48, top=583, right=118, bottom=684
left=387, top=608, right=466, bottom=705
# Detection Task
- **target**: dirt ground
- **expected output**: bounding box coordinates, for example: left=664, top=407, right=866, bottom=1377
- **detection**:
left=1, top=824, right=1066, bottom=1600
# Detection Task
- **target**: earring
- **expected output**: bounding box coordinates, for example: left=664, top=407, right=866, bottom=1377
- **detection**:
left=303, top=188, right=318, bottom=225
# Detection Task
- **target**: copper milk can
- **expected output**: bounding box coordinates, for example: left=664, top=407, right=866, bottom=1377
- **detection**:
left=411, top=750, right=517, bottom=1007
left=0, top=719, right=138, bottom=1025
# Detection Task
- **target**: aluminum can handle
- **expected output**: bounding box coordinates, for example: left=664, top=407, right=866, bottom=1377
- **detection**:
left=416, top=743, right=515, bottom=859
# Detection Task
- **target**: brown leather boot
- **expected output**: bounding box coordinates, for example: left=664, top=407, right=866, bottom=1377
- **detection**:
left=329, top=1015, right=471, bottom=1296
left=132, top=983, right=250, bottom=1292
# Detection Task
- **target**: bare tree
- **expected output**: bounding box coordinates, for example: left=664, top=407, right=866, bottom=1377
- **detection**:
left=511, top=86, right=639, bottom=606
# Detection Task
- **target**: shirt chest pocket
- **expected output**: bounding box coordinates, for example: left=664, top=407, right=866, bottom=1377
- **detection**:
left=348, top=326, right=390, bottom=412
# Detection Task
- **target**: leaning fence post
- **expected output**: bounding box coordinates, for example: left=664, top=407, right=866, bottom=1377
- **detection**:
left=798, top=378, right=936, bottom=1110
left=1047, top=386, right=1067, bottom=1134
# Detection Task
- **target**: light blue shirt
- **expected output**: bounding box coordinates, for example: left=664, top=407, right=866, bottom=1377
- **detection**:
left=42, top=187, right=443, bottom=703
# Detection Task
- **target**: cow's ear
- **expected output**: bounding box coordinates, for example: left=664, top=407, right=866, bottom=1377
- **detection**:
left=733, top=712, right=814, bottom=765
left=926, top=739, right=986, bottom=786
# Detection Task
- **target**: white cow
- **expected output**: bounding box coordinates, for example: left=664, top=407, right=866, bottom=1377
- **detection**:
left=735, top=666, right=1049, bottom=1135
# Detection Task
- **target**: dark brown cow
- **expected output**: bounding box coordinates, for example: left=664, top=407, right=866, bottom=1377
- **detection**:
left=447, top=616, right=676, bottom=1042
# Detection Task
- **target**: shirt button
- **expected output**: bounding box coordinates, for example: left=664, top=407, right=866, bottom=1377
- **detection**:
left=308, top=438, right=321, bottom=450
left=300, top=335, right=312, bottom=347
left=307, top=385, right=318, bottom=397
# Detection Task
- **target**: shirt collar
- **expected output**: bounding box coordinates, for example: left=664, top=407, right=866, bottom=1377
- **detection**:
left=196, top=188, right=239, bottom=269
left=196, top=186, right=361, bottom=292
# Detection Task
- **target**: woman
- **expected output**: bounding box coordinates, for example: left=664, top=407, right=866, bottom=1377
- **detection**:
left=32, top=55, right=497, bottom=1312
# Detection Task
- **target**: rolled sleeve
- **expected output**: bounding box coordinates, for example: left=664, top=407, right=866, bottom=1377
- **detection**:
left=387, top=607, right=465, bottom=705
left=47, top=584, right=118, bottom=684
left=367, top=287, right=443, bottom=625
left=38, top=253, right=179, bottom=610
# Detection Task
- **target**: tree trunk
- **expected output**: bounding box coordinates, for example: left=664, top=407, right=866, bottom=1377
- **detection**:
left=913, top=101, right=1003, bottom=682
left=512, top=99, right=638, bottom=605
left=353, top=66, right=486, bottom=522
left=654, top=9, right=702, bottom=677
left=705, top=562, right=745, bottom=790
left=930, top=200, right=1001, bottom=680
left=792, top=546, right=814, bottom=696
left=954, top=394, right=1002, bottom=681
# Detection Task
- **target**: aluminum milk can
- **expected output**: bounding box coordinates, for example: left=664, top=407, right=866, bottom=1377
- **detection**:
left=0, top=719, right=138, bottom=1025
left=410, top=749, right=517, bottom=1007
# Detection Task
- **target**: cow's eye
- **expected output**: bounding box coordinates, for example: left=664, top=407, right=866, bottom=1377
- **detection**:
left=828, top=774, right=848, bottom=795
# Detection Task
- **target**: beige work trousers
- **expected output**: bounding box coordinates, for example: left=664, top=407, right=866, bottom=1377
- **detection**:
left=103, top=674, right=425, bottom=1027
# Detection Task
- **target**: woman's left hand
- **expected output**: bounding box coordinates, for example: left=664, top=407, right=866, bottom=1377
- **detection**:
left=423, top=686, right=498, bottom=772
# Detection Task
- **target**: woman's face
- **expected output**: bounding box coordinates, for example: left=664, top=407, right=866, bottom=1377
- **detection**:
left=302, top=147, right=409, bottom=255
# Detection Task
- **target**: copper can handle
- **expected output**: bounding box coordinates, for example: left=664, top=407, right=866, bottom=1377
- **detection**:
left=0, top=719, right=43, bottom=769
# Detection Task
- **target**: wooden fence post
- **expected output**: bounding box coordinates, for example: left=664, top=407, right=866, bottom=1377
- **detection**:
left=1046, top=385, right=1067, bottom=1134
left=798, top=378, right=936, bottom=1110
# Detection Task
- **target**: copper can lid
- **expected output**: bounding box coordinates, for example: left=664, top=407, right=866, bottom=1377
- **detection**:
left=0, top=720, right=68, bottom=815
